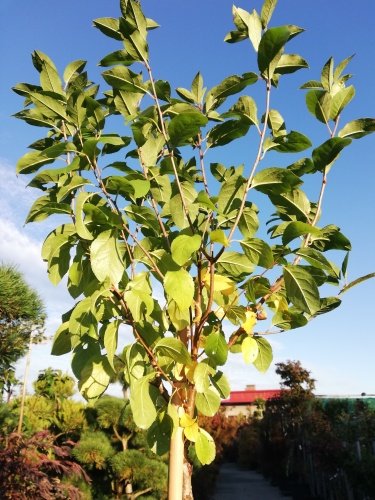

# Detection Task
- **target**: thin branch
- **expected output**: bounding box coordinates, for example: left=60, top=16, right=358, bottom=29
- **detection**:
left=111, top=287, right=173, bottom=385
left=137, top=148, right=171, bottom=250
left=197, top=132, right=210, bottom=195
left=214, top=80, right=272, bottom=262
left=144, top=60, right=195, bottom=232
left=88, top=155, right=164, bottom=280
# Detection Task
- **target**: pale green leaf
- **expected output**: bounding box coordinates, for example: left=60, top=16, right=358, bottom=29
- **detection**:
left=338, top=118, right=375, bottom=139
left=283, top=265, right=320, bottom=314
left=204, top=331, right=228, bottom=366
left=164, top=269, right=194, bottom=311
left=282, top=221, right=321, bottom=245
left=210, top=229, right=229, bottom=247
left=130, top=374, right=158, bottom=429
left=260, top=0, right=278, bottom=29
left=90, top=230, right=124, bottom=285
left=253, top=337, right=273, bottom=372
left=102, top=321, right=119, bottom=369
left=241, top=336, right=259, bottom=364
left=195, top=429, right=216, bottom=465
left=171, top=234, right=201, bottom=266
left=241, top=238, right=274, bottom=268
left=195, top=388, right=221, bottom=417
left=194, top=361, right=216, bottom=393
left=154, top=338, right=191, bottom=365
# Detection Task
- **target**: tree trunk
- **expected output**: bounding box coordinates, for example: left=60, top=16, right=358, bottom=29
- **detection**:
left=168, top=425, right=185, bottom=500
left=183, top=460, right=193, bottom=500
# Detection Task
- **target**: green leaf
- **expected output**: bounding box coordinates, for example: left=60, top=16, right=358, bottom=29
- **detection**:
left=16, top=151, right=54, bottom=176
left=258, top=25, right=304, bottom=78
left=171, top=234, right=201, bottom=266
left=282, top=221, right=321, bottom=245
left=313, top=297, right=342, bottom=316
left=93, top=17, right=122, bottom=40
left=195, top=388, right=221, bottom=417
left=25, top=196, right=72, bottom=223
left=232, top=7, right=262, bottom=51
left=217, top=175, right=245, bottom=215
left=176, top=87, right=196, bottom=103
left=272, top=309, right=308, bottom=330
left=195, top=429, right=216, bottom=465
left=330, top=85, right=355, bottom=120
left=79, top=355, right=114, bottom=401
left=339, top=272, right=375, bottom=295
left=238, top=206, right=259, bottom=238
left=164, top=269, right=194, bottom=311
left=209, top=72, right=258, bottom=100
left=341, top=252, right=349, bottom=279
left=267, top=109, right=286, bottom=137
left=130, top=374, right=159, bottom=429
left=216, top=251, right=254, bottom=281
left=154, top=338, right=191, bottom=365
left=191, top=71, right=205, bottom=103
left=207, top=119, right=250, bottom=148
left=210, top=371, right=230, bottom=399
left=102, top=321, right=119, bottom=369
left=75, top=192, right=95, bottom=240
left=241, top=238, right=274, bottom=268
left=338, top=118, right=375, bottom=139
left=168, top=112, right=208, bottom=146
left=102, top=66, right=147, bottom=93
left=124, top=288, right=154, bottom=323
left=194, top=361, right=216, bottom=393
left=227, top=95, right=258, bottom=126
left=210, top=229, right=229, bottom=247
left=272, top=131, right=312, bottom=153
left=205, top=331, right=228, bottom=366
left=296, top=248, right=340, bottom=278
left=253, top=337, right=273, bottom=372
left=260, top=0, right=278, bottom=29
left=169, top=183, right=198, bottom=229
left=51, top=323, right=71, bottom=355
left=30, top=92, right=67, bottom=120
left=16, top=143, right=72, bottom=175
left=283, top=265, right=320, bottom=315
left=305, top=90, right=331, bottom=124
left=268, top=189, right=311, bottom=222
left=90, top=230, right=124, bottom=285
left=242, top=336, right=259, bottom=364
left=252, top=167, right=301, bottom=194
left=63, top=60, right=86, bottom=86
left=206, top=73, right=258, bottom=111
left=167, top=299, right=190, bottom=331
left=312, top=137, right=352, bottom=171
left=275, top=54, right=308, bottom=74
left=311, top=225, right=351, bottom=252
left=147, top=415, right=172, bottom=455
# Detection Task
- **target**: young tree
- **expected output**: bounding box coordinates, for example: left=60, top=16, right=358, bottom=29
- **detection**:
left=74, top=396, right=168, bottom=499
left=0, top=265, right=45, bottom=402
left=14, top=0, right=375, bottom=497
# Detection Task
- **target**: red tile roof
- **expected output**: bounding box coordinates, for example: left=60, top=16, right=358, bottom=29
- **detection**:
left=222, top=389, right=281, bottom=405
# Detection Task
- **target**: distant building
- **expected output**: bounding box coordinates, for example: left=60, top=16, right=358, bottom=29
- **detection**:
left=221, top=384, right=281, bottom=417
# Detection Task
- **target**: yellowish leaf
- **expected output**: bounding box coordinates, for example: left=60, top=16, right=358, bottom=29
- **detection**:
left=241, top=310, right=257, bottom=333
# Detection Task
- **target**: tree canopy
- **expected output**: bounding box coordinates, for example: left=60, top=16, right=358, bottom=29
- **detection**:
left=0, top=265, right=45, bottom=401
left=13, top=0, right=375, bottom=496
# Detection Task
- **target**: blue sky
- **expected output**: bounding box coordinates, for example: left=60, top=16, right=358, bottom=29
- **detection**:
left=0, top=0, right=374, bottom=396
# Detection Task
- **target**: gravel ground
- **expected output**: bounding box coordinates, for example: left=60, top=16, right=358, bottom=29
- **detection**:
left=213, top=462, right=293, bottom=500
